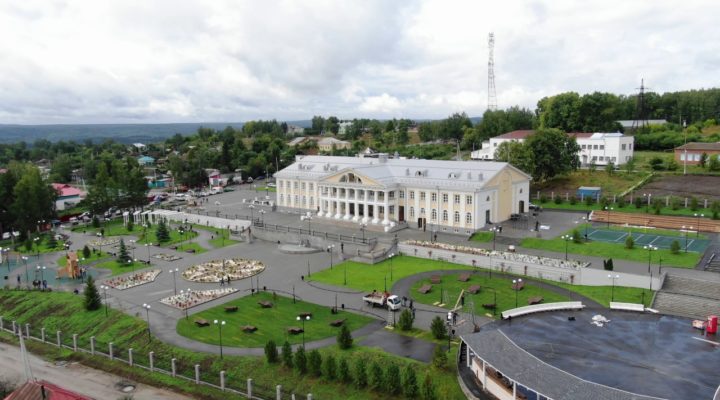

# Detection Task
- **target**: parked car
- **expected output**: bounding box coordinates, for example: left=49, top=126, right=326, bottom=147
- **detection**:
left=267, top=183, right=277, bottom=188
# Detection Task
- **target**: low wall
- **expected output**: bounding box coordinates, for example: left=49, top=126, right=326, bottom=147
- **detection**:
left=398, top=243, right=663, bottom=289
left=252, top=228, right=376, bottom=256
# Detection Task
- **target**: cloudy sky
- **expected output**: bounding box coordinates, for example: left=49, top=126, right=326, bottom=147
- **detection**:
left=1, top=0, right=718, bottom=124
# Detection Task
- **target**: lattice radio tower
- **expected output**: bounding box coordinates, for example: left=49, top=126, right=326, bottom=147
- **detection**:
left=487, top=32, right=498, bottom=111
left=631, top=78, right=650, bottom=131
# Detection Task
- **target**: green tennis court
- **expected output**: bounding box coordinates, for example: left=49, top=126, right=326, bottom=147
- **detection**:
left=585, top=228, right=709, bottom=253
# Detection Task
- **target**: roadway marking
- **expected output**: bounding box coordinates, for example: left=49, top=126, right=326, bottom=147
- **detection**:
left=685, top=239, right=695, bottom=251
left=692, top=336, right=720, bottom=346
left=648, top=236, right=660, bottom=246
left=614, top=232, right=628, bottom=242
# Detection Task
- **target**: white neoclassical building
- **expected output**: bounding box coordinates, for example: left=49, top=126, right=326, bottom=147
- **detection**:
left=274, top=155, right=531, bottom=233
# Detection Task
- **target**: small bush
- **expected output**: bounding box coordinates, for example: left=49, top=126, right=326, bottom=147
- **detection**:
left=421, top=374, right=437, bottom=400
left=569, top=196, right=578, bottom=205
left=384, top=364, right=402, bottom=395
left=337, top=357, right=351, bottom=383
left=82, top=245, right=91, bottom=259
left=323, top=354, right=336, bottom=380
left=554, top=196, right=563, bottom=205
left=671, top=197, right=681, bottom=210
left=337, top=324, right=353, bottom=349
left=432, top=346, right=448, bottom=369
left=617, top=197, right=626, bottom=208
left=625, top=235, right=635, bottom=249
left=539, top=195, right=548, bottom=204
left=126, top=219, right=134, bottom=232
left=690, top=197, right=699, bottom=211
left=671, top=240, right=681, bottom=254
left=572, top=228, right=583, bottom=244
left=369, top=361, right=384, bottom=390
left=264, top=340, right=278, bottom=364
left=585, top=195, right=594, bottom=206
left=398, top=308, right=414, bottom=331
left=294, top=347, right=307, bottom=374
left=403, top=366, right=419, bottom=398
left=353, top=358, right=367, bottom=388
left=430, top=316, right=447, bottom=340
left=92, top=216, right=100, bottom=228
left=308, top=349, right=322, bottom=377
left=281, top=341, right=293, bottom=368
left=634, top=197, right=643, bottom=209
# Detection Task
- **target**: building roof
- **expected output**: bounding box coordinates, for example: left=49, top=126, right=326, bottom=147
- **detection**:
left=5, top=380, right=92, bottom=400
left=288, top=136, right=307, bottom=146
left=617, top=119, right=668, bottom=128
left=675, top=142, right=720, bottom=151
left=495, top=130, right=536, bottom=140
left=461, top=329, right=660, bottom=400
left=274, top=155, right=530, bottom=189
left=51, top=183, right=82, bottom=198
left=317, top=137, right=350, bottom=146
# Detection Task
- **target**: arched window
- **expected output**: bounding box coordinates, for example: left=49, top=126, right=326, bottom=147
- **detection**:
left=431, top=209, right=437, bottom=220
left=454, top=211, right=460, bottom=223
left=442, top=210, right=448, bottom=222
left=466, top=213, right=472, bottom=224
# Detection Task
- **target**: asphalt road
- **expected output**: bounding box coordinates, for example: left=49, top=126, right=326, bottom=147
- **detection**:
left=0, top=341, right=192, bottom=400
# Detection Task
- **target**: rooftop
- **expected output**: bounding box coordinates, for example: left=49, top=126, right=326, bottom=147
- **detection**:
left=317, top=137, right=350, bottom=145
left=5, top=380, right=91, bottom=400
left=675, top=142, right=720, bottom=151
left=52, top=183, right=83, bottom=198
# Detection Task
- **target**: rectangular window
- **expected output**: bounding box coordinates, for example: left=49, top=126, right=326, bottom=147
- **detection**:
left=389, top=206, right=394, bottom=215
left=454, top=194, right=460, bottom=204
left=466, top=213, right=472, bottom=224
left=420, top=192, right=426, bottom=201
left=409, top=207, right=415, bottom=217
left=431, top=193, right=437, bottom=202
left=582, top=144, right=587, bottom=149
left=680, top=153, right=686, bottom=161
left=466, top=195, right=473, bottom=205
left=293, top=182, right=298, bottom=189
left=454, top=212, right=460, bottom=223
left=301, top=182, right=306, bottom=190
left=622, top=144, right=626, bottom=150
left=309, top=183, right=313, bottom=191
left=420, top=207, right=425, bottom=216
left=442, top=193, right=448, bottom=203
left=593, top=145, right=598, bottom=150
left=399, top=190, right=405, bottom=199
left=409, top=191, right=415, bottom=200
left=600, top=145, right=605, bottom=150
left=599, top=156, right=604, bottom=161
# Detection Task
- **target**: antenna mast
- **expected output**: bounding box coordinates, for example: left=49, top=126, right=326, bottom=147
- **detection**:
left=631, top=79, right=650, bottom=131
left=487, top=32, right=497, bottom=111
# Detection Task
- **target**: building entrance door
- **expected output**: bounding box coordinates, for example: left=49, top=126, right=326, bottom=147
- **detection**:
left=519, top=200, right=525, bottom=213
left=399, top=206, right=405, bottom=222
left=485, top=210, right=491, bottom=225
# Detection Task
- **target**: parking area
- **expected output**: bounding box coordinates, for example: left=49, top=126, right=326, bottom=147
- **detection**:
left=586, top=228, right=710, bottom=253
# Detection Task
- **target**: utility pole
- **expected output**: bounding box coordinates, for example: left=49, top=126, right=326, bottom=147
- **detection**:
left=487, top=32, right=497, bottom=111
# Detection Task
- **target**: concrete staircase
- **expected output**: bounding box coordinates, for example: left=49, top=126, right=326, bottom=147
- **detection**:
left=652, top=274, right=720, bottom=319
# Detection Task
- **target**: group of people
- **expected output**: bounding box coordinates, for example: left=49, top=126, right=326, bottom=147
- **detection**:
left=32, top=279, right=48, bottom=290
left=218, top=276, right=231, bottom=286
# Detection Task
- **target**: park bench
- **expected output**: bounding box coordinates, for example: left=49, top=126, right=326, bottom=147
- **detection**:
left=194, top=319, right=210, bottom=327
left=170, top=245, right=178, bottom=250
left=242, top=325, right=257, bottom=333
left=501, top=301, right=585, bottom=320
left=186, top=249, right=196, bottom=253
left=418, top=284, right=432, bottom=294
left=511, top=281, right=525, bottom=291
left=258, top=301, right=273, bottom=308
left=288, top=327, right=304, bottom=334
left=467, top=285, right=481, bottom=294
left=225, top=306, right=239, bottom=312
left=430, top=275, right=441, bottom=284
left=330, top=318, right=346, bottom=327
left=528, top=296, right=544, bottom=305
left=457, top=273, right=470, bottom=282
left=298, top=312, right=312, bottom=319
left=609, top=302, right=645, bottom=312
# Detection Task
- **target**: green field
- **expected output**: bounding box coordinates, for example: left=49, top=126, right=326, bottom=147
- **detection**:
left=468, top=232, right=493, bottom=243
left=549, top=282, right=653, bottom=307
left=410, top=273, right=569, bottom=317
left=520, top=236, right=700, bottom=268
left=94, top=259, right=150, bottom=276
left=0, top=290, right=465, bottom=400
left=576, top=223, right=706, bottom=239
left=310, top=256, right=474, bottom=292
left=192, top=225, right=240, bottom=248
left=177, top=292, right=373, bottom=348
left=173, top=242, right=207, bottom=254
left=137, top=227, right=198, bottom=247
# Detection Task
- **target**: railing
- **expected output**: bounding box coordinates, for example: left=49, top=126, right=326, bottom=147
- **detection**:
left=253, top=221, right=377, bottom=246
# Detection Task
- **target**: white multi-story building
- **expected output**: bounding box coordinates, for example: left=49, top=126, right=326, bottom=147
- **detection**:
left=470, top=130, right=634, bottom=166
left=274, top=155, right=531, bottom=233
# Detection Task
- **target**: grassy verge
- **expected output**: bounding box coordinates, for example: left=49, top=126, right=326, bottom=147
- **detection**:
left=309, top=256, right=474, bottom=292
left=174, top=242, right=207, bottom=254
left=468, top=232, right=493, bottom=243
left=191, top=225, right=239, bottom=248
left=138, top=228, right=198, bottom=247
left=575, top=223, right=707, bottom=239
left=94, top=260, right=150, bottom=276
left=550, top=282, right=653, bottom=307
left=177, top=292, right=373, bottom=347
left=57, top=250, right=109, bottom=267
left=520, top=236, right=700, bottom=268
left=410, top=272, right=569, bottom=317
left=0, top=290, right=465, bottom=399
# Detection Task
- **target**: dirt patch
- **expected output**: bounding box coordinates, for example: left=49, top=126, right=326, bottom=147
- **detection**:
left=639, top=175, right=720, bottom=200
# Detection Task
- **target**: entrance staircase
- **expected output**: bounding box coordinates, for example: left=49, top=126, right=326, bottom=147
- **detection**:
left=652, top=273, right=720, bottom=319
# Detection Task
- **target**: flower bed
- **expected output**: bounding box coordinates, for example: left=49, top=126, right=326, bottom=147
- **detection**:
left=153, top=253, right=181, bottom=262
left=88, top=238, right=120, bottom=247
left=160, top=288, right=238, bottom=309
left=182, top=258, right=265, bottom=283
left=403, top=240, right=587, bottom=270
left=103, top=269, right=161, bottom=290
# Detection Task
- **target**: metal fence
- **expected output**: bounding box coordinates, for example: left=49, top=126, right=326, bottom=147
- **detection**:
left=0, top=316, right=313, bottom=400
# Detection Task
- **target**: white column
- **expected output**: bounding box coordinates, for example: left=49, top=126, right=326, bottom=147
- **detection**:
left=362, top=190, right=369, bottom=223
left=317, top=186, right=324, bottom=216
left=382, top=191, right=390, bottom=225
left=371, top=190, right=379, bottom=224
left=334, top=189, right=342, bottom=219
left=344, top=188, right=352, bottom=220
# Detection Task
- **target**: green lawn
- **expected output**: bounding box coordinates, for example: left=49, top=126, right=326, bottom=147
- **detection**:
left=191, top=224, right=240, bottom=248
left=137, top=227, right=197, bottom=247
left=410, top=273, right=569, bottom=317
left=521, top=236, right=700, bottom=268
left=531, top=169, right=646, bottom=195
left=177, top=292, right=373, bottom=348
left=310, top=256, right=474, bottom=292
left=468, top=231, right=493, bottom=243
left=0, top=290, right=466, bottom=400
left=173, top=242, right=207, bottom=254
left=72, top=220, right=135, bottom=237
left=94, top=259, right=150, bottom=276
left=550, top=282, right=653, bottom=307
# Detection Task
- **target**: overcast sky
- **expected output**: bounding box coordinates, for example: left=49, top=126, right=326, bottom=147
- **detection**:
left=1, top=0, right=718, bottom=124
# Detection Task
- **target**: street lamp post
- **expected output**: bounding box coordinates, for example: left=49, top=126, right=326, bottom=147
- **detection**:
left=170, top=268, right=179, bottom=295
left=100, top=285, right=109, bottom=317
left=359, top=223, right=366, bottom=241
left=142, top=303, right=151, bottom=342
left=33, top=237, right=40, bottom=260
left=643, top=193, right=651, bottom=213
left=180, top=290, right=189, bottom=320
left=145, top=243, right=152, bottom=264
left=560, top=234, right=572, bottom=261
left=22, top=256, right=28, bottom=283
left=608, top=274, right=620, bottom=302
left=491, top=226, right=499, bottom=251
left=36, top=265, right=46, bottom=288
left=129, top=239, right=136, bottom=260
left=682, top=226, right=690, bottom=253
left=258, top=210, right=266, bottom=225
left=214, top=319, right=226, bottom=359
left=694, top=213, right=704, bottom=238
left=248, top=204, right=255, bottom=223
left=388, top=253, right=395, bottom=282
left=604, top=206, right=614, bottom=228
left=512, top=279, right=523, bottom=308
left=296, top=315, right=310, bottom=348
left=328, top=245, right=335, bottom=269
left=643, top=245, right=657, bottom=273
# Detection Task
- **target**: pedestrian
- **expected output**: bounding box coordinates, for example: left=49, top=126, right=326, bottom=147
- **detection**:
left=42, top=280, right=47, bottom=290
left=409, top=299, right=413, bottom=309
left=220, top=277, right=224, bottom=287
left=226, top=276, right=231, bottom=286
left=412, top=307, right=415, bottom=318
left=340, top=243, right=344, bottom=253
left=402, top=296, right=407, bottom=306
left=16, top=275, right=20, bottom=286
left=433, top=233, right=437, bottom=242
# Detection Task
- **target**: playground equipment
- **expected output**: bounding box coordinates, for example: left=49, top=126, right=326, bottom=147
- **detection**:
left=57, top=251, right=80, bottom=279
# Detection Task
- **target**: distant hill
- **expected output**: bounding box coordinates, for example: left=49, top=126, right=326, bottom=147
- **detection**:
left=0, top=122, right=245, bottom=144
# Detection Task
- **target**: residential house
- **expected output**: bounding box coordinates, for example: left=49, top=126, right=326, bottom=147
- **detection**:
left=317, top=137, right=351, bottom=152
left=674, top=142, right=720, bottom=165
left=52, top=183, right=84, bottom=211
